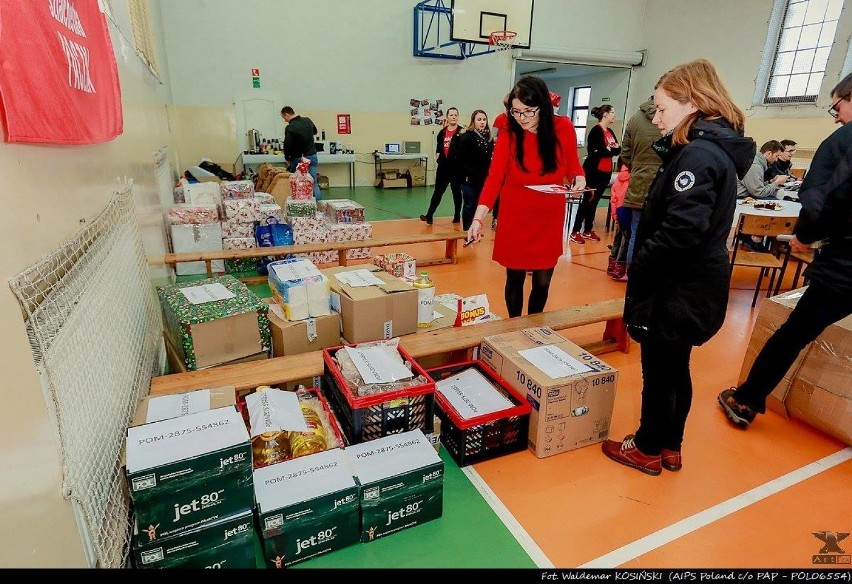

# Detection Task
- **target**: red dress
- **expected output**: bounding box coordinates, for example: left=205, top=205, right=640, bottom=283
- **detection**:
left=479, top=116, right=584, bottom=269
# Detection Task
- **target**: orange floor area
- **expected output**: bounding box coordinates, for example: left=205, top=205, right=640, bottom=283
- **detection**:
left=368, top=211, right=852, bottom=569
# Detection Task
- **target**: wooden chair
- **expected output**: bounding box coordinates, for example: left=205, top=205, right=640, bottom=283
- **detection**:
left=729, top=213, right=797, bottom=307
left=789, top=167, right=807, bottom=180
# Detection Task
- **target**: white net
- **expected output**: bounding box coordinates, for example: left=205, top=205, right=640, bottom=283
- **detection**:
left=489, top=31, right=516, bottom=52
left=8, top=183, right=164, bottom=568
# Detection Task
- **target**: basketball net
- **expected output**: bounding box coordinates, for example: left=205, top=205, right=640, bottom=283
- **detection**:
left=488, top=30, right=517, bottom=75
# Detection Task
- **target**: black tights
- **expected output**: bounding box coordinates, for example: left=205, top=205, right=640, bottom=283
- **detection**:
left=505, top=268, right=555, bottom=318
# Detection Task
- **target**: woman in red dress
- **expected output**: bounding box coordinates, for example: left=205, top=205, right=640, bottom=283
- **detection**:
left=467, top=76, right=586, bottom=317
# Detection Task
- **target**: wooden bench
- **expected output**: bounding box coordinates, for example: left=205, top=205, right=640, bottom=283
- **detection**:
left=155, top=232, right=469, bottom=284
left=149, top=298, right=628, bottom=396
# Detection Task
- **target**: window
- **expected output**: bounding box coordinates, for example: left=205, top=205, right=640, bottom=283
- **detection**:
left=759, top=0, right=844, bottom=104
left=571, top=86, right=591, bottom=147
left=128, top=0, right=159, bottom=77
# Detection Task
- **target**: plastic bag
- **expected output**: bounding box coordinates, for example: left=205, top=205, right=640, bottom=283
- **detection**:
left=289, top=158, right=315, bottom=200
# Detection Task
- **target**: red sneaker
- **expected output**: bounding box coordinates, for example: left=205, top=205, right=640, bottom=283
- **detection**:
left=582, top=230, right=601, bottom=242
left=569, top=232, right=585, bottom=244
left=661, top=448, right=682, bottom=471
left=601, top=434, right=661, bottom=475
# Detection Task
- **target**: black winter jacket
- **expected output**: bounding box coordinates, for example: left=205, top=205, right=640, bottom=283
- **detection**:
left=795, top=121, right=852, bottom=295
left=456, top=129, right=494, bottom=189
left=435, top=126, right=462, bottom=170
left=283, top=115, right=317, bottom=159
left=624, top=118, right=755, bottom=345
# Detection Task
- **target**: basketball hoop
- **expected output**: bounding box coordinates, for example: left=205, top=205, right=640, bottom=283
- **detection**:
left=488, top=30, right=517, bottom=52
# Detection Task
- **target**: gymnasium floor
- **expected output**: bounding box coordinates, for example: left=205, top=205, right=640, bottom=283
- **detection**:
left=198, top=185, right=852, bottom=569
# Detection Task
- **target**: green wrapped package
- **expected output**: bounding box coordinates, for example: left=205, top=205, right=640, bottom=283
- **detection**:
left=225, top=258, right=260, bottom=274
left=157, top=275, right=271, bottom=370
left=285, top=196, right=317, bottom=218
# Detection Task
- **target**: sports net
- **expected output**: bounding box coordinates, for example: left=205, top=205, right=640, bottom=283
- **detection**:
left=9, top=183, right=164, bottom=567
left=488, top=30, right=517, bottom=52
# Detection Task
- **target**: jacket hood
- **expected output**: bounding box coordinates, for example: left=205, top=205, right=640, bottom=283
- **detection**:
left=688, top=118, right=756, bottom=178
left=639, top=99, right=656, bottom=122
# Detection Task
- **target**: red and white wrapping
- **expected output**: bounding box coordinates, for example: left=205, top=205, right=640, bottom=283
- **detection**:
left=326, top=221, right=373, bottom=260
left=167, top=204, right=220, bottom=225
left=288, top=216, right=327, bottom=243
left=293, top=251, right=337, bottom=265
left=259, top=203, right=283, bottom=224
left=253, top=192, right=276, bottom=204
left=223, top=237, right=258, bottom=250
left=224, top=199, right=262, bottom=223
left=289, top=158, right=315, bottom=200
left=221, top=219, right=255, bottom=239
left=220, top=180, right=255, bottom=200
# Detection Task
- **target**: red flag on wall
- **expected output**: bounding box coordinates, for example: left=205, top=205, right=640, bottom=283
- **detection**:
left=0, top=0, right=123, bottom=144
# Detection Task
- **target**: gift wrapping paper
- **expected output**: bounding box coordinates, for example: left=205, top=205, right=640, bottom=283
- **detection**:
left=326, top=221, right=372, bottom=259
left=170, top=223, right=225, bottom=276
left=221, top=219, right=255, bottom=239
left=224, top=199, right=262, bottom=223
left=258, top=203, right=283, bottom=224
left=225, top=258, right=260, bottom=274
left=324, top=199, right=366, bottom=224
left=221, top=180, right=255, bottom=200
left=167, top=204, right=220, bottom=225
left=253, top=192, right=275, bottom=205
left=223, top=237, right=257, bottom=250
left=284, top=197, right=317, bottom=218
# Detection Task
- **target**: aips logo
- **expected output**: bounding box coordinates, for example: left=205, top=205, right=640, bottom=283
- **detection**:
left=812, top=531, right=851, bottom=564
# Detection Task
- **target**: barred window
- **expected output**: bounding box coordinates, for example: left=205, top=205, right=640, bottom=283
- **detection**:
left=571, top=86, right=591, bottom=148
left=128, top=0, right=159, bottom=77
left=758, top=0, right=844, bottom=105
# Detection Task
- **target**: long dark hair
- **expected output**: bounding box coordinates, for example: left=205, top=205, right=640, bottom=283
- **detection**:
left=506, top=76, right=557, bottom=173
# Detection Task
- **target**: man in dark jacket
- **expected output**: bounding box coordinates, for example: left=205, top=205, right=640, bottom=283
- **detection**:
left=619, top=98, right=662, bottom=264
left=281, top=106, right=321, bottom=200
left=764, top=139, right=797, bottom=180
left=719, top=73, right=852, bottom=428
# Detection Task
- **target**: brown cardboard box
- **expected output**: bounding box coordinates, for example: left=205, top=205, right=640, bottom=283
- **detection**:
left=131, top=385, right=237, bottom=427
left=480, top=327, right=617, bottom=458
left=417, top=302, right=456, bottom=332
left=322, top=265, right=418, bottom=343
left=266, top=299, right=342, bottom=357
left=165, top=335, right=269, bottom=373
left=737, top=288, right=810, bottom=417
left=784, top=313, right=852, bottom=446
left=380, top=178, right=409, bottom=189
left=317, top=174, right=330, bottom=189
left=407, top=165, right=426, bottom=187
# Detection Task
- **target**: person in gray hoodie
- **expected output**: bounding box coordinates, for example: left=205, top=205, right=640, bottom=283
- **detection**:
left=735, top=140, right=788, bottom=200
left=619, top=98, right=662, bottom=266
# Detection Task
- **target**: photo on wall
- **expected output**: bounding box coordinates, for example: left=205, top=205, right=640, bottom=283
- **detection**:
left=410, top=97, right=444, bottom=126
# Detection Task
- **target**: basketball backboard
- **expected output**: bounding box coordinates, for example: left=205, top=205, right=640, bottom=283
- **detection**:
left=450, top=0, right=533, bottom=48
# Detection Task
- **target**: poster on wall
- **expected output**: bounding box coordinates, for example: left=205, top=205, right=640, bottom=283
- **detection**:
left=409, top=98, right=445, bottom=126
left=0, top=0, right=123, bottom=144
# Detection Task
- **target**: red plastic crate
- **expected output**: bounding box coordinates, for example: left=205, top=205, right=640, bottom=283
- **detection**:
left=427, top=360, right=531, bottom=466
left=321, top=344, right=436, bottom=444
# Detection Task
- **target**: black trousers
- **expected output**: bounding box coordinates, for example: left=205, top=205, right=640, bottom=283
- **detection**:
left=460, top=182, right=483, bottom=230
left=734, top=280, right=852, bottom=413
left=633, top=337, right=694, bottom=455
left=424, top=164, right=461, bottom=220
left=571, top=170, right=610, bottom=234
left=504, top=268, right=554, bottom=318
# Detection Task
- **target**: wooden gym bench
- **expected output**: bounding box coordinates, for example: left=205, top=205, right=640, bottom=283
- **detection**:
left=156, top=232, right=469, bottom=284
left=149, top=297, right=628, bottom=396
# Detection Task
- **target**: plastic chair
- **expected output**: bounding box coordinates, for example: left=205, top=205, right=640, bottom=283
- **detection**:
left=729, top=213, right=797, bottom=307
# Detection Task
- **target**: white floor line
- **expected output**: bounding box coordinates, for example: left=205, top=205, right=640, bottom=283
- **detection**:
left=580, top=447, right=852, bottom=569
left=462, top=465, right=554, bottom=568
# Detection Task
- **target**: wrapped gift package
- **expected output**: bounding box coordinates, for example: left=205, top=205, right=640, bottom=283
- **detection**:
left=223, top=237, right=257, bottom=250
left=169, top=223, right=225, bottom=276
left=225, top=258, right=260, bottom=274
left=324, top=199, right=366, bottom=224
left=373, top=252, right=416, bottom=281
left=157, top=275, right=271, bottom=370
left=174, top=180, right=221, bottom=206
left=220, top=180, right=254, bottom=200
left=427, top=360, right=531, bottom=466
left=284, top=196, right=317, bottom=218
left=167, top=204, right=219, bottom=225
left=224, top=199, right=262, bottom=223
left=289, top=160, right=315, bottom=200
left=326, top=222, right=372, bottom=260
left=253, top=192, right=275, bottom=204
left=267, top=258, right=331, bottom=321
left=259, top=203, right=283, bottom=224
left=221, top=219, right=255, bottom=239
left=290, top=216, right=328, bottom=245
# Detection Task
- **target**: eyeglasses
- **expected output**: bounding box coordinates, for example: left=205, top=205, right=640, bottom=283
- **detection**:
left=828, top=97, right=845, bottom=119
left=510, top=107, right=540, bottom=119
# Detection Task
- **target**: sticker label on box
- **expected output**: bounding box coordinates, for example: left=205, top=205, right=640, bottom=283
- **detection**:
left=144, top=389, right=211, bottom=423
left=336, top=269, right=385, bottom=288
left=245, top=389, right=307, bottom=437
left=180, top=283, right=236, bottom=304
left=519, top=346, right=593, bottom=379
left=436, top=368, right=513, bottom=420
left=271, top=259, right=322, bottom=282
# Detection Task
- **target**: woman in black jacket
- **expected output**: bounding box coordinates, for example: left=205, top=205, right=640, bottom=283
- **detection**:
left=420, top=107, right=462, bottom=224
left=569, top=104, right=620, bottom=244
left=456, top=110, right=494, bottom=230
left=601, top=59, right=756, bottom=475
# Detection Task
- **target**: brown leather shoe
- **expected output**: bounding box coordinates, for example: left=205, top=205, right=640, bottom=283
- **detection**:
left=601, top=434, right=661, bottom=476
left=661, top=449, right=682, bottom=471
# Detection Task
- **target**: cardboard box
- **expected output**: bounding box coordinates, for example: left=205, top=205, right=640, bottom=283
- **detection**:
left=406, top=165, right=426, bottom=187
left=784, top=312, right=852, bottom=446
left=343, top=430, right=444, bottom=542
left=165, top=335, right=268, bottom=374
left=157, top=275, right=272, bottom=371
left=125, top=406, right=255, bottom=546
left=737, top=288, right=810, bottom=416
left=131, top=386, right=237, bottom=427
left=254, top=448, right=360, bottom=567
left=266, top=300, right=341, bottom=357
left=323, top=265, right=418, bottom=343
left=317, top=174, right=330, bottom=189
left=380, top=177, right=409, bottom=189
left=480, top=327, right=617, bottom=458
left=132, top=510, right=256, bottom=569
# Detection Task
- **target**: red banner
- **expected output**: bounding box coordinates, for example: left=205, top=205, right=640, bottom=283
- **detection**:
left=0, top=0, right=123, bottom=144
